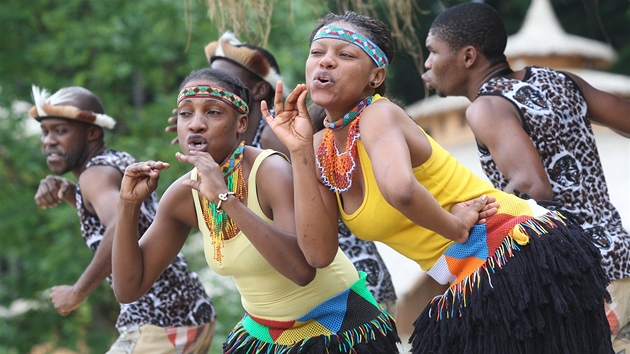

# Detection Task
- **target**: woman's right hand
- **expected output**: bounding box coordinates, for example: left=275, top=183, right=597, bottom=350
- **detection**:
left=120, top=161, right=170, bottom=204
left=449, top=195, right=499, bottom=242
left=262, top=81, right=314, bottom=152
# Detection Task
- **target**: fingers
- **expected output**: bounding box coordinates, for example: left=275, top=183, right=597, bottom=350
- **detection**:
left=176, top=151, right=216, bottom=167
left=56, top=179, right=71, bottom=200
left=125, top=161, right=170, bottom=178
left=474, top=194, right=488, bottom=211
left=35, top=176, right=64, bottom=208
left=273, top=81, right=285, bottom=114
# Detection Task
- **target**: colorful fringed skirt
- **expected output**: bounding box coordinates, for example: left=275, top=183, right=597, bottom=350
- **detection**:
left=223, top=272, right=400, bottom=353
left=411, top=209, right=613, bottom=354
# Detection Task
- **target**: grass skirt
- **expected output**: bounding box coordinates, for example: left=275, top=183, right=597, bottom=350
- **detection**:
left=410, top=211, right=613, bottom=354
left=223, top=272, right=400, bottom=353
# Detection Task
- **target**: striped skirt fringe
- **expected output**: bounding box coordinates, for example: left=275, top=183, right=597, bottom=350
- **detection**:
left=223, top=272, right=400, bottom=353
left=410, top=211, right=613, bottom=354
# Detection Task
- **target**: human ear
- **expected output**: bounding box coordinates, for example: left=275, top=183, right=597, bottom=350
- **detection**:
left=463, top=46, right=477, bottom=67
left=369, top=67, right=387, bottom=88
left=251, top=80, right=271, bottom=101
left=236, top=114, right=248, bottom=134
left=86, top=125, right=104, bottom=141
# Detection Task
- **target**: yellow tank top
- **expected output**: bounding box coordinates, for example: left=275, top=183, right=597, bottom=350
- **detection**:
left=192, top=149, right=358, bottom=320
left=340, top=126, right=537, bottom=271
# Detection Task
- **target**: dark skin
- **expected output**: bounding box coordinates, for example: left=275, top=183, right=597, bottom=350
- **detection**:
left=35, top=117, right=117, bottom=317
left=166, top=60, right=291, bottom=157
left=112, top=80, right=316, bottom=304
left=422, top=31, right=630, bottom=200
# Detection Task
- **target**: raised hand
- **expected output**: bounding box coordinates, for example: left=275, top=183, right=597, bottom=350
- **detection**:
left=120, top=161, right=170, bottom=204
left=35, top=175, right=75, bottom=208
left=177, top=151, right=228, bottom=204
left=165, top=108, right=178, bottom=145
left=262, top=82, right=313, bottom=152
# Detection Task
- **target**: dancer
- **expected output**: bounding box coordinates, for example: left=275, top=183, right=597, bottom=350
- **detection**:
left=112, top=67, right=400, bottom=353
left=31, top=85, right=215, bottom=353
left=421, top=2, right=630, bottom=350
left=264, top=11, right=614, bottom=353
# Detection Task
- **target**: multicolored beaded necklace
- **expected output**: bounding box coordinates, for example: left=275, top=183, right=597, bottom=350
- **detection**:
left=201, top=141, right=247, bottom=263
left=317, top=96, right=374, bottom=192
left=323, top=96, right=373, bottom=130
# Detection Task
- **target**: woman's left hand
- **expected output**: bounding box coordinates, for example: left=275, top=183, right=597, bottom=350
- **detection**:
left=177, top=151, right=228, bottom=203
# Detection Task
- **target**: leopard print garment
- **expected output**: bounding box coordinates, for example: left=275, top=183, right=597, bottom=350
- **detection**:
left=477, top=66, right=630, bottom=281
left=76, top=150, right=215, bottom=328
left=337, top=219, right=397, bottom=304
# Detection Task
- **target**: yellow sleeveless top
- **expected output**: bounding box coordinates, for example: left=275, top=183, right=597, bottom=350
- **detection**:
left=192, top=149, right=358, bottom=320
left=340, top=126, right=539, bottom=271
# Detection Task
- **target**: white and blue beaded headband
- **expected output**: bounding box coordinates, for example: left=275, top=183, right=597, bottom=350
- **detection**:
left=312, top=25, right=389, bottom=68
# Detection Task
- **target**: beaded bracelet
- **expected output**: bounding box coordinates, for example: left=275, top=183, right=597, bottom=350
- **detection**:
left=216, top=191, right=236, bottom=212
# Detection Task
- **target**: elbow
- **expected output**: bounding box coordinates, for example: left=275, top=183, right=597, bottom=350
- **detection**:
left=382, top=180, right=416, bottom=208
left=113, top=287, right=140, bottom=304
left=292, top=268, right=317, bottom=286
left=304, top=249, right=336, bottom=269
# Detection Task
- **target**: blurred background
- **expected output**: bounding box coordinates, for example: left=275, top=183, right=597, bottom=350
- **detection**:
left=1, top=0, right=628, bottom=352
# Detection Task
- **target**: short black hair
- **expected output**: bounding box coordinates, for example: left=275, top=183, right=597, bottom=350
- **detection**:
left=430, top=3, right=508, bottom=65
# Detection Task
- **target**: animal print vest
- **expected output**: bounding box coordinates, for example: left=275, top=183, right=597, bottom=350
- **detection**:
left=76, top=150, right=215, bottom=328
left=476, top=66, right=630, bottom=281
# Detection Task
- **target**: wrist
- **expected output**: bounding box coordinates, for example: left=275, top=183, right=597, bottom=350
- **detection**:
left=215, top=191, right=236, bottom=212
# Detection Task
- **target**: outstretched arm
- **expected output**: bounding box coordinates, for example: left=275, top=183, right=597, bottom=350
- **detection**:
left=262, top=82, right=340, bottom=268
left=360, top=102, right=493, bottom=243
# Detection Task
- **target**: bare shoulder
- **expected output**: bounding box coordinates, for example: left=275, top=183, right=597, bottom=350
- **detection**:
left=363, top=98, right=411, bottom=125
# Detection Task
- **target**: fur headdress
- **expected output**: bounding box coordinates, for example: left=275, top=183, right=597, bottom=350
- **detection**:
left=29, top=85, right=116, bottom=129
left=205, top=32, right=288, bottom=97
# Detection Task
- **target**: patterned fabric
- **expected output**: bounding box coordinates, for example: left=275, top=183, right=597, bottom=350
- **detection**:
left=251, top=114, right=267, bottom=149
left=323, top=95, right=373, bottom=130
left=177, top=84, right=249, bottom=115
left=411, top=212, right=612, bottom=353
left=312, top=26, right=389, bottom=68
left=76, top=150, right=215, bottom=329
left=166, top=324, right=212, bottom=354
left=223, top=273, right=399, bottom=353
left=192, top=151, right=360, bottom=318
left=477, top=66, right=630, bottom=281
left=337, top=220, right=396, bottom=304
left=427, top=198, right=547, bottom=286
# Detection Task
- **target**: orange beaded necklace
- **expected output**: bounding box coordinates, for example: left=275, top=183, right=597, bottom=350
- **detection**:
left=201, top=141, right=247, bottom=263
left=316, top=96, right=373, bottom=192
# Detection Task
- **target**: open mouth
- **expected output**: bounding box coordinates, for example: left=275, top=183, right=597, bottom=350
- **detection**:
left=313, top=71, right=334, bottom=85
left=186, top=135, right=208, bottom=152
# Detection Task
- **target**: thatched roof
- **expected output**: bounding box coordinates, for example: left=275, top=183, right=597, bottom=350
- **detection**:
left=504, top=0, right=615, bottom=61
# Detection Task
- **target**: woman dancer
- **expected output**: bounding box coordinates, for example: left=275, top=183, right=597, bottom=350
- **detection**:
left=111, top=67, right=400, bottom=353
left=264, top=11, right=613, bottom=354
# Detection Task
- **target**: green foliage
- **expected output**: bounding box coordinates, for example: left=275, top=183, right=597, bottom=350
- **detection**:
left=1, top=0, right=628, bottom=352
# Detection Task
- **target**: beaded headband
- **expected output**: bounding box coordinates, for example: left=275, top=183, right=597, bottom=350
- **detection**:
left=177, top=85, right=249, bottom=115
left=29, top=85, right=116, bottom=129
left=312, top=25, right=389, bottom=68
